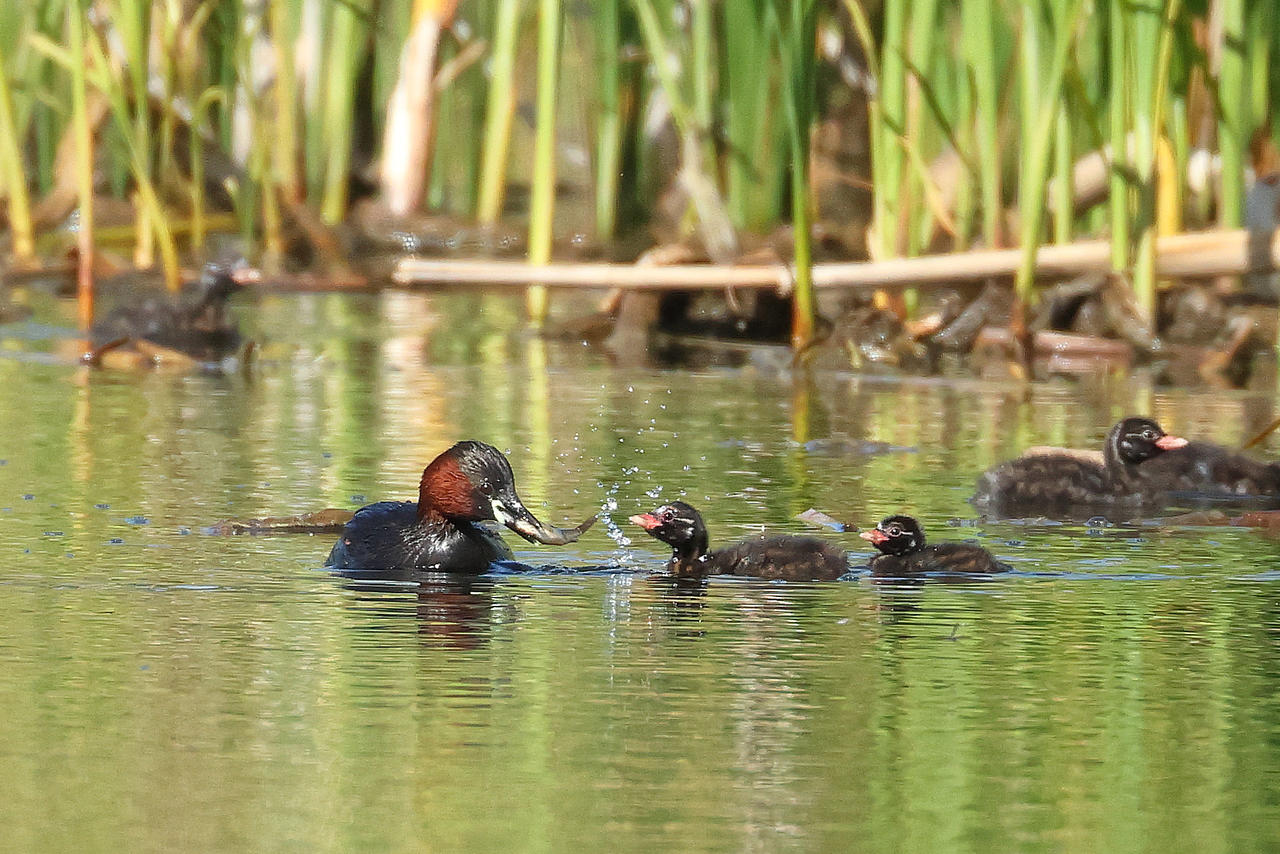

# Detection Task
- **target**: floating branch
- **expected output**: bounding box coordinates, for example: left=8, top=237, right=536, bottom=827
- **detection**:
left=394, top=229, right=1280, bottom=291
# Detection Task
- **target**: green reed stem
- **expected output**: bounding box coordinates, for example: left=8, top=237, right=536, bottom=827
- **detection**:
left=67, top=0, right=94, bottom=329
left=593, top=0, right=622, bottom=238
left=1014, top=0, right=1082, bottom=306
left=773, top=0, right=817, bottom=348
left=526, top=0, right=561, bottom=327
left=876, top=0, right=908, bottom=258
left=904, top=0, right=939, bottom=259
left=961, top=0, right=1001, bottom=247
left=269, top=0, right=302, bottom=203
left=0, top=43, right=34, bottom=263
left=477, top=0, right=522, bottom=225
left=1108, top=0, right=1129, bottom=271
left=319, top=0, right=365, bottom=225
left=724, top=0, right=778, bottom=231
left=1052, top=107, right=1072, bottom=244
left=1128, top=0, right=1179, bottom=322
left=1216, top=0, right=1245, bottom=228
left=190, top=89, right=226, bottom=253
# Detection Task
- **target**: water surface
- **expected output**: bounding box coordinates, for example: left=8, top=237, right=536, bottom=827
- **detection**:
left=1, top=289, right=1279, bottom=851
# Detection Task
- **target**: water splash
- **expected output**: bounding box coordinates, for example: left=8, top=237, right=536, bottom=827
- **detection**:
left=597, top=484, right=641, bottom=568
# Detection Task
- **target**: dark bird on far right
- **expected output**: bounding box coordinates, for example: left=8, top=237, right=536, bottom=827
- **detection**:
left=971, top=416, right=1188, bottom=518
left=1133, top=436, right=1280, bottom=502
left=860, top=515, right=1007, bottom=577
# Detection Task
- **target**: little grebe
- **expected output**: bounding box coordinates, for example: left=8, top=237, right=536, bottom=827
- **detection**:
left=1132, top=439, right=1280, bottom=500
left=629, top=500, right=847, bottom=581
left=92, top=263, right=243, bottom=360
left=326, top=441, right=594, bottom=572
left=861, top=515, right=1006, bottom=576
left=971, top=417, right=1188, bottom=517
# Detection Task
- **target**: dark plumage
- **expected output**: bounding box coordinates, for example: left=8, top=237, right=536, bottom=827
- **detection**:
left=971, top=417, right=1189, bottom=517
left=860, top=515, right=1006, bottom=576
left=91, top=264, right=243, bottom=360
left=1133, top=441, right=1280, bottom=501
left=629, top=500, right=848, bottom=581
left=326, top=441, right=594, bottom=573
left=327, top=500, right=515, bottom=573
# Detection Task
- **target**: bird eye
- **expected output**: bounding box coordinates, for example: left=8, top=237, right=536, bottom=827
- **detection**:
left=661, top=509, right=675, bottom=523
left=479, top=481, right=494, bottom=496
left=886, top=525, right=900, bottom=536
left=1142, top=429, right=1157, bottom=441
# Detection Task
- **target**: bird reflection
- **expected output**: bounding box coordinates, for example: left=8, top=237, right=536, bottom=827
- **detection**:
left=651, top=575, right=711, bottom=638
left=336, top=569, right=497, bottom=650
left=866, top=577, right=926, bottom=625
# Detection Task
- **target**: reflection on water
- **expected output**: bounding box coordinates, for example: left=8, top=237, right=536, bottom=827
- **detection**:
left=338, top=571, right=501, bottom=651
left=0, top=290, right=1279, bottom=849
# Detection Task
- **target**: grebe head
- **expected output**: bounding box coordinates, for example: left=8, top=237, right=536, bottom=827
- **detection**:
left=1108, top=417, right=1188, bottom=466
left=420, top=441, right=590, bottom=545
left=629, top=500, right=709, bottom=558
left=860, top=515, right=925, bottom=556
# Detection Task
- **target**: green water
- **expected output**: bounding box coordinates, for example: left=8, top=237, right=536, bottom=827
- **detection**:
left=2, top=290, right=1280, bottom=852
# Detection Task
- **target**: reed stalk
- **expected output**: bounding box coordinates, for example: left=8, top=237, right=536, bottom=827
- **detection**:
left=1107, top=0, right=1129, bottom=270
left=691, top=0, right=713, bottom=152
left=67, top=0, right=94, bottom=330
left=526, top=0, right=562, bottom=327
left=190, top=88, right=226, bottom=253
left=723, top=1, right=764, bottom=230
left=873, top=0, right=908, bottom=260
left=79, top=28, right=181, bottom=290
left=773, top=0, right=818, bottom=348
left=380, top=0, right=458, bottom=216
left=318, top=0, right=367, bottom=224
left=1246, top=1, right=1271, bottom=136
left=592, top=0, right=622, bottom=239
left=950, top=11, right=976, bottom=250
left=903, top=0, right=940, bottom=257
left=1013, top=0, right=1082, bottom=308
left=1215, top=0, right=1245, bottom=228
left=269, top=0, right=302, bottom=204
left=961, top=0, right=1001, bottom=248
left=477, top=0, right=523, bottom=225
left=117, top=0, right=155, bottom=269
left=0, top=43, right=35, bottom=263
left=1128, top=0, right=1181, bottom=322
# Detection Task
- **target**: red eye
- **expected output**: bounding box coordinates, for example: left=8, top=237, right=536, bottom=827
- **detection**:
left=661, top=509, right=675, bottom=523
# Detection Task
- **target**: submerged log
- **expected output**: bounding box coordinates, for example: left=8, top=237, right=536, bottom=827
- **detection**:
left=210, top=509, right=355, bottom=535
left=394, top=228, right=1280, bottom=291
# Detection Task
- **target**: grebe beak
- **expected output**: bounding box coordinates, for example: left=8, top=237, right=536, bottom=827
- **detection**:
left=492, top=495, right=596, bottom=545
left=628, top=513, right=661, bottom=531
left=1155, top=434, right=1189, bottom=450
left=860, top=529, right=888, bottom=545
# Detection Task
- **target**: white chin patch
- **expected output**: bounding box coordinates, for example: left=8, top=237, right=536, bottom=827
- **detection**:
left=492, top=501, right=518, bottom=527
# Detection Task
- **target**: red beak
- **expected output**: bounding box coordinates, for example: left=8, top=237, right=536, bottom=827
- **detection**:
left=860, top=529, right=888, bottom=545
left=1155, top=434, right=1189, bottom=450
left=629, top=513, right=661, bottom=531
